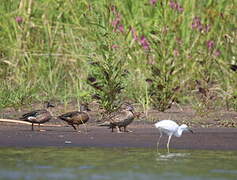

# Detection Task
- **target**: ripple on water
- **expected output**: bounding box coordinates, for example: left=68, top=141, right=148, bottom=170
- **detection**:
left=156, top=152, right=191, bottom=161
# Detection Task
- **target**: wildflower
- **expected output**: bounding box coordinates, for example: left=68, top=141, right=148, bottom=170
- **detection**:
left=118, top=24, right=124, bottom=33
left=15, top=16, right=23, bottom=24
left=214, top=49, right=221, bottom=57
left=177, top=6, right=184, bottom=13
left=206, top=40, right=215, bottom=51
left=150, top=0, right=157, bottom=6
left=169, top=1, right=183, bottom=13
left=169, top=1, right=177, bottom=9
left=192, top=17, right=202, bottom=30
left=111, top=44, right=119, bottom=49
left=111, top=15, right=121, bottom=28
left=111, top=13, right=125, bottom=33
left=140, top=36, right=150, bottom=50
left=191, top=17, right=211, bottom=33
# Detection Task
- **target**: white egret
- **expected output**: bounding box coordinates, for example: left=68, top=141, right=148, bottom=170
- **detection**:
left=155, top=120, right=193, bottom=153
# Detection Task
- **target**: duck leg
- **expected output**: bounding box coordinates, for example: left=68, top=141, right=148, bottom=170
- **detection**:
left=116, top=126, right=122, bottom=133
left=71, top=124, right=78, bottom=132
left=31, top=122, right=34, bottom=131
left=124, top=126, right=133, bottom=133
left=81, top=123, right=88, bottom=133
left=77, top=125, right=82, bottom=133
left=38, top=123, right=46, bottom=132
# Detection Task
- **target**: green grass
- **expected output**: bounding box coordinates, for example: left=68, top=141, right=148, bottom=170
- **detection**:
left=0, top=0, right=236, bottom=113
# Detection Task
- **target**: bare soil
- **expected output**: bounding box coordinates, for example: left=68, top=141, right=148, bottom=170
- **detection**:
left=0, top=102, right=237, bottom=150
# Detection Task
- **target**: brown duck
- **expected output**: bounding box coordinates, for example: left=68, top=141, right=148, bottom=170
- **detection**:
left=19, top=102, right=55, bottom=131
left=99, top=104, right=135, bottom=133
left=58, top=104, right=90, bottom=133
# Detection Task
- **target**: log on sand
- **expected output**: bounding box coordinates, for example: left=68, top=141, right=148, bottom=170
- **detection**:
left=0, top=119, right=63, bottom=127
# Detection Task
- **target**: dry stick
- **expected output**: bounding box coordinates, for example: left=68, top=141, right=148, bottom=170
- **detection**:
left=0, top=119, right=63, bottom=127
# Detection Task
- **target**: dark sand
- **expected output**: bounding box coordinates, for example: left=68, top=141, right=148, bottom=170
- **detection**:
left=0, top=123, right=237, bottom=150
left=1, top=104, right=237, bottom=150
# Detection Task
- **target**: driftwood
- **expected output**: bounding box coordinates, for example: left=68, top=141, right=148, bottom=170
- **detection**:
left=0, top=119, right=63, bottom=127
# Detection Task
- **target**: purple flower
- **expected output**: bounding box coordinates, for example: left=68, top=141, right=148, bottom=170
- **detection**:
left=150, top=0, right=157, bottom=6
left=177, top=6, right=184, bottom=13
left=191, top=17, right=211, bottom=33
left=214, top=49, right=221, bottom=57
left=169, top=1, right=183, bottom=13
left=140, top=36, right=150, bottom=50
left=206, top=40, right=215, bottom=51
left=111, top=16, right=121, bottom=28
left=111, top=44, right=119, bottom=49
left=118, top=24, right=124, bottom=33
left=169, top=1, right=177, bottom=9
left=15, top=16, right=23, bottom=24
left=111, top=13, right=125, bottom=33
left=192, top=16, right=202, bottom=30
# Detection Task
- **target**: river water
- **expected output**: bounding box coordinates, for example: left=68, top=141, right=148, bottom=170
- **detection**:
left=0, top=147, right=236, bottom=180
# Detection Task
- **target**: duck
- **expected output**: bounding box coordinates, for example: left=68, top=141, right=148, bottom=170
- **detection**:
left=58, top=104, right=91, bottom=133
left=99, top=103, right=135, bottom=133
left=19, top=102, right=55, bottom=131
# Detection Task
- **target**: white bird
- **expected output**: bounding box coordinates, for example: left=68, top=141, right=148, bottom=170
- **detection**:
left=155, top=120, right=193, bottom=153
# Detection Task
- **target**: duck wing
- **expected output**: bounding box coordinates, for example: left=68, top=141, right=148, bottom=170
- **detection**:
left=109, top=110, right=133, bottom=126
left=58, top=111, right=79, bottom=121
left=20, top=109, right=48, bottom=120
left=58, top=111, right=89, bottom=124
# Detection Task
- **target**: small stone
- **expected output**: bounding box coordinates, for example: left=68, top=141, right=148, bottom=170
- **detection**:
left=65, top=141, right=72, bottom=144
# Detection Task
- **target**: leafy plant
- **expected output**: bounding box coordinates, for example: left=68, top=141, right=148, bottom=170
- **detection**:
left=87, top=36, right=128, bottom=113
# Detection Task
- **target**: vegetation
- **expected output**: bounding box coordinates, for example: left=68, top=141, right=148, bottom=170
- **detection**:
left=0, top=0, right=236, bottom=114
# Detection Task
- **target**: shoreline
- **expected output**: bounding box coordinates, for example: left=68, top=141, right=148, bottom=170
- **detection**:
left=0, top=124, right=237, bottom=150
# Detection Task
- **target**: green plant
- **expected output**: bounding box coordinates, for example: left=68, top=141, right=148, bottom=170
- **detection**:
left=87, top=35, right=128, bottom=113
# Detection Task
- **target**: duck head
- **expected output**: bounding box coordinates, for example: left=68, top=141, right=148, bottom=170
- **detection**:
left=46, top=102, right=55, bottom=108
left=120, top=103, right=134, bottom=112
left=80, top=103, right=91, bottom=112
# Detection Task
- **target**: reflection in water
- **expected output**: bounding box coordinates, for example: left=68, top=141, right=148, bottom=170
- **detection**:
left=0, top=148, right=236, bottom=180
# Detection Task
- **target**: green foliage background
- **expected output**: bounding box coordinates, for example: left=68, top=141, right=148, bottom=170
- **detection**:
left=0, top=0, right=236, bottom=112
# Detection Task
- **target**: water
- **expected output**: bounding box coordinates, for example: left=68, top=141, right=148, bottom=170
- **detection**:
left=0, top=147, right=236, bottom=180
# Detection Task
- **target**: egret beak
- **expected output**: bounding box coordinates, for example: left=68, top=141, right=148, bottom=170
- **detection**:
left=188, top=128, right=194, bottom=133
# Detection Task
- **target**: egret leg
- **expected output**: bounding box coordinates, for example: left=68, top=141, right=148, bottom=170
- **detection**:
left=157, top=131, right=163, bottom=152
left=167, top=135, right=172, bottom=153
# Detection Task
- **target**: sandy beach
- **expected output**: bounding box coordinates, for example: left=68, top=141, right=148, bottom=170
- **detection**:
left=0, top=123, right=237, bottom=150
